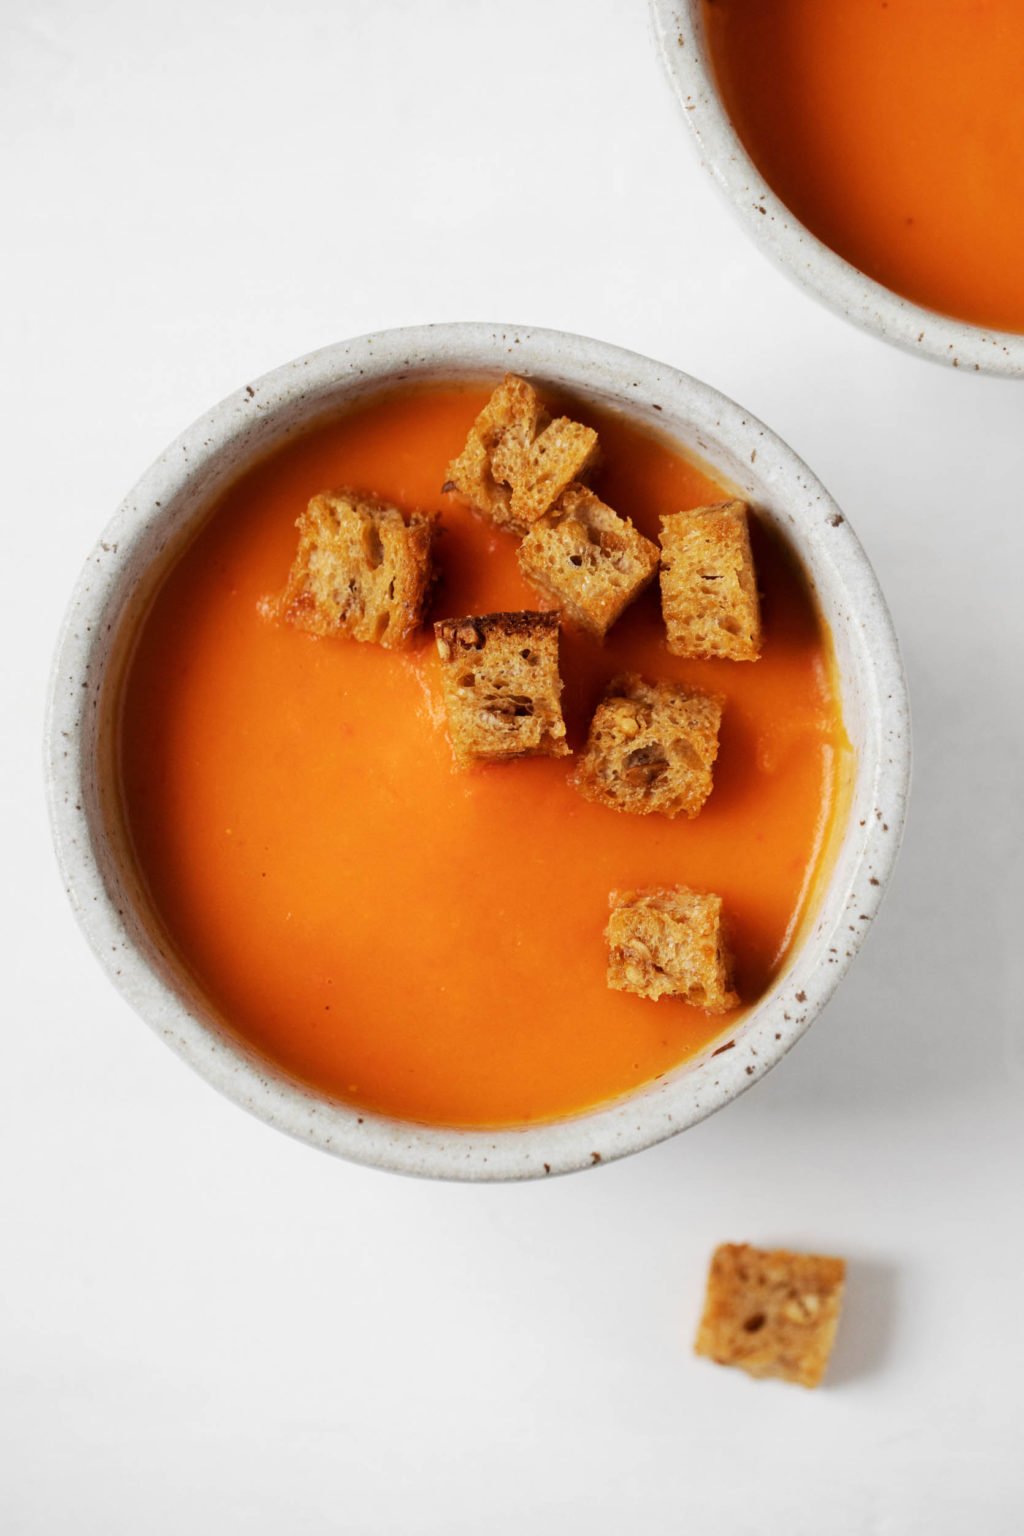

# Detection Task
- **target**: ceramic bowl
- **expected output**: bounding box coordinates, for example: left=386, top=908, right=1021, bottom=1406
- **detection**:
left=45, top=322, right=910, bottom=1180
left=650, top=0, right=1024, bottom=378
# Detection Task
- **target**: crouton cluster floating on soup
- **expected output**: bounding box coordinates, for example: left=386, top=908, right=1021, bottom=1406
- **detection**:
left=277, top=375, right=770, bottom=1017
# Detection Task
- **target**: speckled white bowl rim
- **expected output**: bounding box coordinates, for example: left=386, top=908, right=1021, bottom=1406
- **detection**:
left=46, top=322, right=910, bottom=1181
left=650, top=0, right=1024, bottom=378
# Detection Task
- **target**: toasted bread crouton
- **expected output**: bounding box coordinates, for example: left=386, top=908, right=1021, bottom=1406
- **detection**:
left=434, top=610, right=570, bottom=765
left=606, top=886, right=737, bottom=1011
left=573, top=675, right=721, bottom=818
left=659, top=500, right=762, bottom=661
left=517, top=485, right=660, bottom=637
left=280, top=489, right=437, bottom=649
left=444, top=375, right=599, bottom=533
left=695, top=1244, right=846, bottom=1389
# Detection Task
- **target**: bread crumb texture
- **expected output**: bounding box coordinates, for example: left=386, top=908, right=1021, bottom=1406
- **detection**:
left=444, top=375, right=598, bottom=533
left=280, top=488, right=436, bottom=648
left=695, top=1243, right=846, bottom=1389
left=434, top=610, right=570, bottom=765
left=518, top=484, right=660, bottom=637
left=660, top=499, right=762, bottom=661
left=606, top=886, right=737, bottom=1010
left=573, top=674, right=722, bottom=818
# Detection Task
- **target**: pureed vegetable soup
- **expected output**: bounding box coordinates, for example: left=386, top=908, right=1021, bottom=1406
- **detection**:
left=703, top=0, right=1024, bottom=333
left=117, top=384, right=847, bottom=1128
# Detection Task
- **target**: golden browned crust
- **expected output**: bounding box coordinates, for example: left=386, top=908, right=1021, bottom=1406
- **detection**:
left=659, top=500, right=762, bottom=661
left=433, top=610, right=570, bottom=766
left=695, top=1244, right=846, bottom=1389
left=605, top=886, right=737, bottom=1010
left=572, top=674, right=722, bottom=818
left=444, top=375, right=599, bottom=534
left=517, top=485, right=660, bottom=637
left=279, top=489, right=437, bottom=649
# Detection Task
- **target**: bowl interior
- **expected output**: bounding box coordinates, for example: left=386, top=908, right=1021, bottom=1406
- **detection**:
left=49, top=324, right=909, bottom=1179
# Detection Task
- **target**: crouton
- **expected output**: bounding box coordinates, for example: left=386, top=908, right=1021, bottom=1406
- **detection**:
left=517, top=485, right=660, bottom=637
left=443, top=375, right=599, bottom=533
left=659, top=500, right=762, bottom=661
left=280, top=489, right=436, bottom=649
left=695, top=1244, right=846, bottom=1389
left=434, top=610, right=570, bottom=765
left=605, top=886, right=737, bottom=1011
left=572, top=675, right=721, bottom=818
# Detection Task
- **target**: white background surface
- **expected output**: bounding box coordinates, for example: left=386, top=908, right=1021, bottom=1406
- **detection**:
left=4, top=2, right=1023, bottom=1531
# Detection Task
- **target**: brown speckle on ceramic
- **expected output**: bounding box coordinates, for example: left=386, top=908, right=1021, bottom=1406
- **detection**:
left=45, top=322, right=910, bottom=1182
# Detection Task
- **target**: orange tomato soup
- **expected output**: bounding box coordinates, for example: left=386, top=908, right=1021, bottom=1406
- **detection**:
left=117, top=384, right=845, bottom=1128
left=703, top=0, right=1024, bottom=333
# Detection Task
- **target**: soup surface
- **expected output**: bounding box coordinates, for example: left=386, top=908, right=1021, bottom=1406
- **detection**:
left=118, top=384, right=846, bottom=1127
left=703, top=0, right=1024, bottom=334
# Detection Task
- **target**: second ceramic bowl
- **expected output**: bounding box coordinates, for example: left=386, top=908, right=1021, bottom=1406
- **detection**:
left=650, top=0, right=1024, bottom=378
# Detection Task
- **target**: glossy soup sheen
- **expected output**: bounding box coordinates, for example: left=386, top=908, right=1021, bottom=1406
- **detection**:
left=118, top=384, right=846, bottom=1128
left=703, top=0, right=1024, bottom=334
